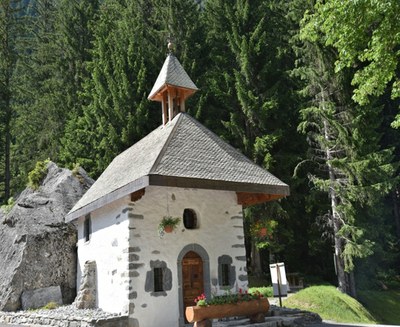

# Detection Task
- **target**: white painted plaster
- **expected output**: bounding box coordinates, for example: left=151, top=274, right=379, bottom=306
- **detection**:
left=76, top=196, right=131, bottom=313
left=76, top=186, right=248, bottom=327
left=128, top=186, right=247, bottom=327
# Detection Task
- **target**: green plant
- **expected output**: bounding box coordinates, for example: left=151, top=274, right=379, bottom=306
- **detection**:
left=71, top=162, right=85, bottom=184
left=249, top=286, right=273, bottom=298
left=250, top=219, right=278, bottom=249
left=194, top=289, right=264, bottom=306
left=158, top=216, right=180, bottom=236
left=71, top=162, right=81, bottom=176
left=42, top=301, right=59, bottom=310
left=1, top=197, right=15, bottom=214
left=28, top=159, right=50, bottom=190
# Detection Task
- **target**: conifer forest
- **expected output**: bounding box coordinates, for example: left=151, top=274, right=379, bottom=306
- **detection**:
left=1, top=0, right=399, bottom=297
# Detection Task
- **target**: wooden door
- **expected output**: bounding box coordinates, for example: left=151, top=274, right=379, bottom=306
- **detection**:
left=182, top=251, right=204, bottom=322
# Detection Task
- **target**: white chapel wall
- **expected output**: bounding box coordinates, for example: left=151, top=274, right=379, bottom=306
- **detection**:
left=76, top=196, right=131, bottom=314
left=126, top=185, right=248, bottom=327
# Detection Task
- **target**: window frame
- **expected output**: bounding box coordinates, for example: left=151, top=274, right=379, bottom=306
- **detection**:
left=153, top=267, right=164, bottom=292
left=183, top=208, right=198, bottom=229
left=84, top=214, right=91, bottom=243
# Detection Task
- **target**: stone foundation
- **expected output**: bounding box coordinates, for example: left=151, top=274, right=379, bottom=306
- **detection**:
left=0, top=310, right=128, bottom=327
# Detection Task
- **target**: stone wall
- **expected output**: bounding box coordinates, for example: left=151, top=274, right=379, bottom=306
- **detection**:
left=0, top=310, right=128, bottom=327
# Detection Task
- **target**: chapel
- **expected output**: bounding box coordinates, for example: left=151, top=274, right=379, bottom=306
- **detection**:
left=66, top=45, right=289, bottom=327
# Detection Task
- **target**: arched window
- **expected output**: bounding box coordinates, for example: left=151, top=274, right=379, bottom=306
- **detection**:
left=84, top=214, right=91, bottom=242
left=183, top=208, right=198, bottom=229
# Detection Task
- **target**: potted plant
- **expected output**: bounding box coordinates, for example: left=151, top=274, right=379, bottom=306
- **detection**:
left=250, top=219, right=278, bottom=249
left=186, top=289, right=269, bottom=324
left=158, top=216, right=180, bottom=236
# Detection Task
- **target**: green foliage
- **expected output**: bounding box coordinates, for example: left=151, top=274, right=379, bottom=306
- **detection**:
left=250, top=219, right=278, bottom=250
left=284, top=285, right=376, bottom=323
left=294, top=1, right=398, bottom=295
left=61, top=0, right=154, bottom=177
left=1, top=0, right=399, bottom=294
left=194, top=289, right=264, bottom=306
left=0, top=0, right=21, bottom=202
left=158, top=216, right=180, bottom=237
left=41, top=301, right=59, bottom=310
left=28, top=159, right=49, bottom=190
left=358, top=289, right=400, bottom=324
left=0, top=196, right=15, bottom=214
left=301, top=0, right=400, bottom=127
left=248, top=286, right=273, bottom=298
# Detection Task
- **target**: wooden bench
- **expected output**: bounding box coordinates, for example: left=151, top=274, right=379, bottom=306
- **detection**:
left=286, top=273, right=304, bottom=292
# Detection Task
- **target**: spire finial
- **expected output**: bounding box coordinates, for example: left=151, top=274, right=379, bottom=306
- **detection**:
left=167, top=41, right=174, bottom=53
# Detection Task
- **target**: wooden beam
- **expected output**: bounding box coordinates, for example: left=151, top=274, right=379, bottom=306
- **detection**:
left=180, top=90, right=185, bottom=112
left=131, top=188, right=145, bottom=202
left=236, top=192, right=284, bottom=207
left=168, top=91, right=173, bottom=122
left=148, top=175, right=290, bottom=196
left=162, top=96, right=167, bottom=125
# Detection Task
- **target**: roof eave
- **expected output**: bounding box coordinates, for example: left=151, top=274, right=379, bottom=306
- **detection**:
left=148, top=174, right=290, bottom=196
left=65, top=176, right=150, bottom=222
left=148, top=84, right=199, bottom=101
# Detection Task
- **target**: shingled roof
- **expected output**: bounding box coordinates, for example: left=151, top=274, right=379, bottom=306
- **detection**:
left=66, top=113, right=289, bottom=222
left=148, top=53, right=198, bottom=101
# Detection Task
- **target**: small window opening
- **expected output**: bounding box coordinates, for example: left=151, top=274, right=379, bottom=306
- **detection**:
left=154, top=267, right=164, bottom=292
left=221, top=264, right=230, bottom=286
left=84, top=214, right=91, bottom=242
left=183, top=208, right=197, bottom=229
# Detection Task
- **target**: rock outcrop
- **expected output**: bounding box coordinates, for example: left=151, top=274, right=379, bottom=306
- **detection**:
left=0, top=162, right=94, bottom=311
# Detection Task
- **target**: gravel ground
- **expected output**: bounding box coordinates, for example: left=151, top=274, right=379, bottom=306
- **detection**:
left=26, top=304, right=121, bottom=320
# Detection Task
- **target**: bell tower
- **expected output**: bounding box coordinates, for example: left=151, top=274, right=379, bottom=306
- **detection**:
left=148, top=43, right=198, bottom=125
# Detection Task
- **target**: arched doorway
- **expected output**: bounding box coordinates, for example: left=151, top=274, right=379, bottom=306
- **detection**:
left=182, top=251, right=203, bottom=321
left=177, top=244, right=210, bottom=326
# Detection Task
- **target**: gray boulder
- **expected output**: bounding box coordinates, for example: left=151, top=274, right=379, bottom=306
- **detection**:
left=0, top=162, right=94, bottom=311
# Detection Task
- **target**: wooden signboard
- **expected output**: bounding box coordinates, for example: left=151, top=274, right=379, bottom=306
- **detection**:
left=269, top=262, right=288, bottom=307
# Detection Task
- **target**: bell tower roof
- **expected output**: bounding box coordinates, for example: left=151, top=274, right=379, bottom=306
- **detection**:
left=148, top=53, right=198, bottom=102
left=148, top=45, right=198, bottom=125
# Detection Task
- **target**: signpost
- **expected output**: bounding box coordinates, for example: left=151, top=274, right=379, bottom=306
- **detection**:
left=269, top=262, right=288, bottom=307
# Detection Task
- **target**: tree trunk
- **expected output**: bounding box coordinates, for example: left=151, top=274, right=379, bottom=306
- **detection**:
left=392, top=188, right=400, bottom=240
left=348, top=271, right=357, bottom=298
left=250, top=242, right=262, bottom=276
left=323, top=116, right=349, bottom=295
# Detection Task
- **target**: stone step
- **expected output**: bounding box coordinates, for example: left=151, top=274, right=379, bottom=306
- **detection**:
left=213, top=316, right=298, bottom=327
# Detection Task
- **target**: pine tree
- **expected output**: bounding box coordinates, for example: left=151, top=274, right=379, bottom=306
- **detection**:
left=202, top=0, right=302, bottom=275
left=0, top=0, right=20, bottom=202
left=149, top=0, right=205, bottom=115
left=11, top=0, right=63, bottom=191
left=57, top=0, right=99, bottom=119
left=61, top=0, right=154, bottom=177
left=295, top=25, right=397, bottom=296
left=58, top=0, right=100, bottom=169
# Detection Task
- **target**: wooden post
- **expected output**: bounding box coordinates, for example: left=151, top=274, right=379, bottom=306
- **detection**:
left=180, top=92, right=185, bottom=112
left=276, top=263, right=282, bottom=307
left=162, top=97, right=167, bottom=125
left=168, top=91, right=173, bottom=122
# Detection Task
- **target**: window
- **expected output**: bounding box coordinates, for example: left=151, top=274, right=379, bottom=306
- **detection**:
left=153, top=267, right=164, bottom=292
left=218, top=255, right=235, bottom=287
left=84, top=214, right=91, bottom=242
left=221, top=264, right=230, bottom=286
left=183, top=208, right=197, bottom=229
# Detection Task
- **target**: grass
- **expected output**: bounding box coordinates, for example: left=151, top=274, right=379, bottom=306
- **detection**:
left=283, top=285, right=376, bottom=324
left=358, top=289, right=400, bottom=324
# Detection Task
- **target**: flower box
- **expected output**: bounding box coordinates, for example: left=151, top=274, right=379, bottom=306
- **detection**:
left=185, top=298, right=270, bottom=323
